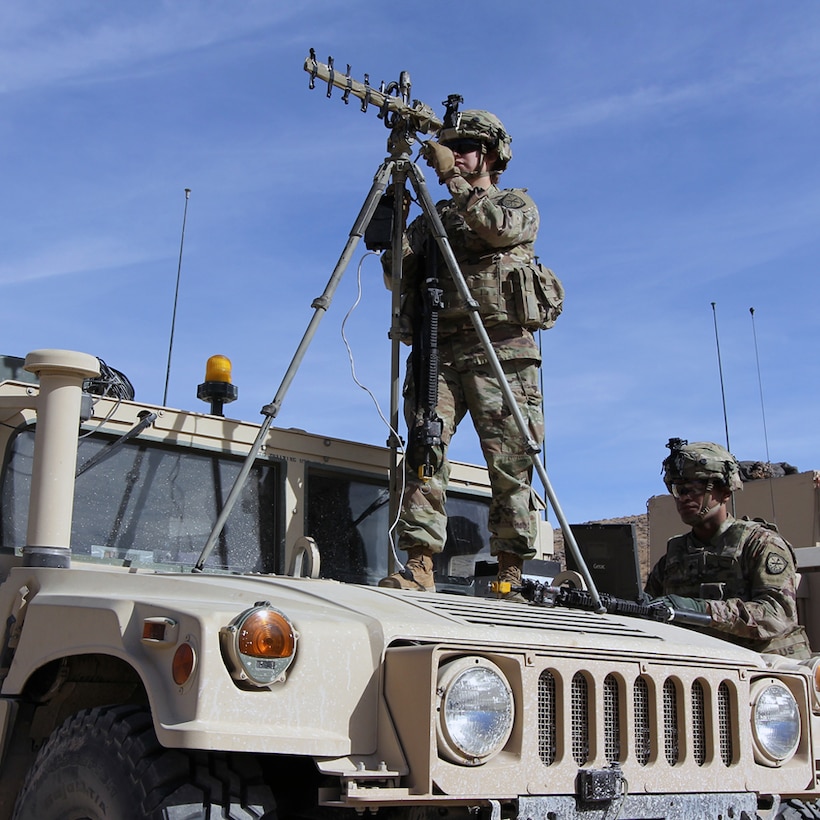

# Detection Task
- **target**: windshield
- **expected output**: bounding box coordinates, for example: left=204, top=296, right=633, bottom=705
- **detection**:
left=0, top=427, right=280, bottom=573
left=306, top=466, right=492, bottom=586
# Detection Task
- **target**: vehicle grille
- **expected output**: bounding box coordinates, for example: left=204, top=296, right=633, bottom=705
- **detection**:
left=401, top=596, right=769, bottom=795
left=537, top=667, right=735, bottom=769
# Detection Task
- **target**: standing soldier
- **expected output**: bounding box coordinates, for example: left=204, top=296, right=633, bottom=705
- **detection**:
left=646, top=438, right=811, bottom=658
left=379, top=109, right=563, bottom=596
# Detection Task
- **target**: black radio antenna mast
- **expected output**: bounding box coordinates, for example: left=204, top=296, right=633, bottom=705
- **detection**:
left=163, top=188, right=191, bottom=405
left=711, top=302, right=732, bottom=452
left=711, top=302, right=735, bottom=514
left=750, top=306, right=777, bottom=523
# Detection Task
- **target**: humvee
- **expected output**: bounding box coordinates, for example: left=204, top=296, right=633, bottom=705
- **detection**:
left=1, top=348, right=819, bottom=819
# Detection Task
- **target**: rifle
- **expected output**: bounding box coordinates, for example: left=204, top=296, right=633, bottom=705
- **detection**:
left=407, top=235, right=445, bottom=481
left=520, top=578, right=713, bottom=627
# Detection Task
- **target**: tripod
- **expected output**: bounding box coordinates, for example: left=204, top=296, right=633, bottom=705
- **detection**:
left=196, top=59, right=603, bottom=612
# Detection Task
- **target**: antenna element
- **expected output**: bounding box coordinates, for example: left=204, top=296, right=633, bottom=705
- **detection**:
left=750, top=307, right=777, bottom=523
left=163, top=188, right=191, bottom=405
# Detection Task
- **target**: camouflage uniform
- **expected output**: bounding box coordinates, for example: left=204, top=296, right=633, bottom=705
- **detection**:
left=645, top=517, right=811, bottom=658
left=385, top=181, right=552, bottom=560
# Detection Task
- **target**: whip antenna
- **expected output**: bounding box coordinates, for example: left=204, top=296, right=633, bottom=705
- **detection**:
left=163, top=188, right=191, bottom=405
left=710, top=302, right=731, bottom=452
left=750, top=306, right=777, bottom=523
left=711, top=302, right=735, bottom=514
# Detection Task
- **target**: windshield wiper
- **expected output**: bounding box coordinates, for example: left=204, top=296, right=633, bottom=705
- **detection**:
left=75, top=410, right=157, bottom=478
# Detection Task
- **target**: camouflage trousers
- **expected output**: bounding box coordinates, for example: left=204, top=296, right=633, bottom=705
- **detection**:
left=397, top=329, right=544, bottom=559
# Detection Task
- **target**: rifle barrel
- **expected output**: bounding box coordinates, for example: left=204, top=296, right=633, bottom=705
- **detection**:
left=522, top=580, right=714, bottom=628
left=669, top=608, right=713, bottom=627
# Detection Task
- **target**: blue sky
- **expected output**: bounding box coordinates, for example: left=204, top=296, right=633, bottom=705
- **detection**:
left=3, top=1, right=819, bottom=524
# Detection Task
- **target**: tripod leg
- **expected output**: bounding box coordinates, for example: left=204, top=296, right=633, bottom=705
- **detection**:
left=406, top=163, right=604, bottom=611
left=386, top=168, right=411, bottom=574
left=195, top=158, right=397, bottom=573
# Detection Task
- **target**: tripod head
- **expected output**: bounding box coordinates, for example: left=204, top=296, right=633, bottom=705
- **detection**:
left=304, top=50, right=457, bottom=156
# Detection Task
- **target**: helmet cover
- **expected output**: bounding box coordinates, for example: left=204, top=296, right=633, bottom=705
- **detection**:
left=662, top=438, right=743, bottom=492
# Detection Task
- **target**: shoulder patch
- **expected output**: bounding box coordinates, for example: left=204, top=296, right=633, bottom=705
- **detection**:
left=765, top=552, right=787, bottom=575
left=497, top=193, right=526, bottom=209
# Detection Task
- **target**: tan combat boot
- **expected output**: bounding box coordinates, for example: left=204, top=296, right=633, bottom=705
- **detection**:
left=493, top=552, right=527, bottom=602
left=378, top=547, right=436, bottom=591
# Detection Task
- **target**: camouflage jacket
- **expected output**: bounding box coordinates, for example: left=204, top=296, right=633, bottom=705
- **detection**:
left=645, top=517, right=811, bottom=658
left=382, top=181, right=551, bottom=341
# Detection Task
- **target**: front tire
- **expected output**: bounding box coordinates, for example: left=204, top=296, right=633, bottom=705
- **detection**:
left=777, top=799, right=820, bottom=820
left=12, top=704, right=277, bottom=820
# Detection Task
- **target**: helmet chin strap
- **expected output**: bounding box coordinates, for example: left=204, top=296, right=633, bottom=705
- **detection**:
left=696, top=480, right=721, bottom=521
left=460, top=145, right=493, bottom=182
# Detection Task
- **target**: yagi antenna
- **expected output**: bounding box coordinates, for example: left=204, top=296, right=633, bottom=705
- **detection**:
left=304, top=50, right=442, bottom=134
left=163, top=188, right=191, bottom=406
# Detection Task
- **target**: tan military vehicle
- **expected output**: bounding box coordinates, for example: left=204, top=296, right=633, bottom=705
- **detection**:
left=0, top=348, right=818, bottom=819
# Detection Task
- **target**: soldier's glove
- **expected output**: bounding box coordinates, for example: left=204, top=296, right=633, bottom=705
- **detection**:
left=652, top=594, right=709, bottom=614
left=420, top=141, right=459, bottom=183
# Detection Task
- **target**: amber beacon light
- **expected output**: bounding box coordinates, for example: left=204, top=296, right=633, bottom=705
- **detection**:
left=197, top=354, right=238, bottom=416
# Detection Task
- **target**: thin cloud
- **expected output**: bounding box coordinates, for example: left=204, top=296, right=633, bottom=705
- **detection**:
left=522, top=26, right=820, bottom=138
left=0, top=237, right=160, bottom=285
left=0, top=2, right=300, bottom=94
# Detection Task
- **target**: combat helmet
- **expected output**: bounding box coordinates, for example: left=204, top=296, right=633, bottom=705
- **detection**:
left=438, top=109, right=513, bottom=173
left=662, top=438, right=743, bottom=493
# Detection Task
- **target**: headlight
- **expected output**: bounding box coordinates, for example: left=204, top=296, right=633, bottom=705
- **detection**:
left=751, top=679, right=801, bottom=766
left=436, top=657, right=514, bottom=766
left=220, top=602, right=297, bottom=687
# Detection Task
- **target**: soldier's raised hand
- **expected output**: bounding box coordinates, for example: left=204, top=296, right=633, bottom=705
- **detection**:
left=420, top=141, right=458, bottom=183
